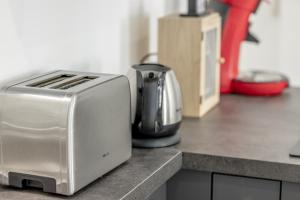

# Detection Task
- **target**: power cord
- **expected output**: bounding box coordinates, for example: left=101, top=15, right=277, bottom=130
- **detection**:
left=140, top=53, right=158, bottom=64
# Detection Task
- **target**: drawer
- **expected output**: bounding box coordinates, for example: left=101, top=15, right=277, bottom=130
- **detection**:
left=282, top=182, right=300, bottom=200
left=167, top=170, right=211, bottom=200
left=147, top=184, right=167, bottom=200
left=213, top=174, right=280, bottom=200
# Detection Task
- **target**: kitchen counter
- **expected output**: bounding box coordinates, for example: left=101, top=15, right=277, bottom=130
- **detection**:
left=0, top=148, right=182, bottom=200
left=180, top=88, right=300, bottom=183
left=1, top=88, right=300, bottom=200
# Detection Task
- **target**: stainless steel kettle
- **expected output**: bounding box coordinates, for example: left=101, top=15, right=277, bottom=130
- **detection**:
left=129, top=63, right=182, bottom=148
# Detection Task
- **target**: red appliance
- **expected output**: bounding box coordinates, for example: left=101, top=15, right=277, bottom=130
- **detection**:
left=219, top=0, right=289, bottom=95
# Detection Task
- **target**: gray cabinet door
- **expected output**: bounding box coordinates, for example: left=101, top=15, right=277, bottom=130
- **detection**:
left=213, top=174, right=280, bottom=200
left=147, top=184, right=167, bottom=200
left=167, top=170, right=211, bottom=200
left=282, top=182, right=300, bottom=200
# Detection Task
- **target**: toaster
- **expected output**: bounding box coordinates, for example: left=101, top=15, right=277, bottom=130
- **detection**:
left=0, top=70, right=132, bottom=195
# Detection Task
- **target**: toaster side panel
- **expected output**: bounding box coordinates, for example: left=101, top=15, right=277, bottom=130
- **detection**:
left=72, top=76, right=132, bottom=192
left=0, top=89, right=71, bottom=194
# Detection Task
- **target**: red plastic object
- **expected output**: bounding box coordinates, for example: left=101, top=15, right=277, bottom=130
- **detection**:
left=220, top=0, right=261, bottom=93
left=232, top=80, right=289, bottom=96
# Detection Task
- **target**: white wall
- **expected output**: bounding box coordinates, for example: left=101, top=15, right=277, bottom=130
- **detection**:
left=0, top=0, right=299, bottom=86
left=240, top=0, right=300, bottom=87
left=0, top=0, right=178, bottom=84
left=278, top=0, right=300, bottom=87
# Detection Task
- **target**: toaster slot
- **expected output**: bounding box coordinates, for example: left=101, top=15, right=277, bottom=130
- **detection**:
left=27, top=74, right=75, bottom=88
left=51, top=76, right=98, bottom=90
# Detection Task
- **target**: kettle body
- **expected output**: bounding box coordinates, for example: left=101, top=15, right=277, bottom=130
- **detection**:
left=130, top=63, right=182, bottom=139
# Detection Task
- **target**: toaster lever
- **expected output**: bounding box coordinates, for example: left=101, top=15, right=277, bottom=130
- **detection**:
left=8, top=172, right=56, bottom=193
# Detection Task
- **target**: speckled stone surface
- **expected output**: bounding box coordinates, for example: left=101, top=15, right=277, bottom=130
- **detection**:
left=0, top=148, right=182, bottom=200
left=178, top=88, right=300, bottom=183
left=2, top=88, right=300, bottom=199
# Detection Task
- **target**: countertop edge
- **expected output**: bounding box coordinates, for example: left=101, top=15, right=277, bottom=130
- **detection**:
left=181, top=151, right=300, bottom=183
left=121, top=151, right=182, bottom=200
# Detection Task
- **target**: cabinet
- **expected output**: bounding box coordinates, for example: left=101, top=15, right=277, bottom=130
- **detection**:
left=147, top=184, right=167, bottom=200
left=158, top=12, right=221, bottom=118
left=167, top=170, right=211, bottom=200
left=213, top=174, right=280, bottom=200
left=281, top=182, right=300, bottom=200
left=166, top=170, right=282, bottom=200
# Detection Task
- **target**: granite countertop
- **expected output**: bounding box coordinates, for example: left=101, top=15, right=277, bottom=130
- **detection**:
left=1, top=88, right=300, bottom=200
left=0, top=148, right=182, bottom=200
left=179, top=88, right=300, bottom=183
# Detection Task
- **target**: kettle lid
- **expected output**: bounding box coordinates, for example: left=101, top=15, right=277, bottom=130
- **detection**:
left=132, top=63, right=170, bottom=72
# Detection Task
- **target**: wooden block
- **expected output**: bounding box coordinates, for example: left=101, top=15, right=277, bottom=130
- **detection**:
left=158, top=12, right=221, bottom=118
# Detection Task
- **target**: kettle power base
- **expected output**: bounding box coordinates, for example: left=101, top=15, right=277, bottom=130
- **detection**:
left=290, top=139, right=300, bottom=158
left=132, top=132, right=180, bottom=148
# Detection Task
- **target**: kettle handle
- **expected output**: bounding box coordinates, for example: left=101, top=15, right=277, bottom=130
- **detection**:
left=141, top=75, right=159, bottom=134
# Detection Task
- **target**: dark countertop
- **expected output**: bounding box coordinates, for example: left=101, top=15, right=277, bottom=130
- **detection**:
left=0, top=148, right=182, bottom=200
left=1, top=88, right=300, bottom=200
left=179, top=88, right=300, bottom=182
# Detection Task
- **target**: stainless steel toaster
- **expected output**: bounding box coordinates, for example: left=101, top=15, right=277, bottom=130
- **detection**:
left=0, top=70, right=132, bottom=195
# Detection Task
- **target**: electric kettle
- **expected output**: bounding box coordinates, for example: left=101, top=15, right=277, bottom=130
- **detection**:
left=128, top=63, right=182, bottom=148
